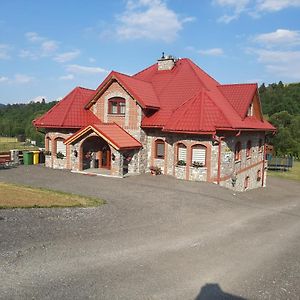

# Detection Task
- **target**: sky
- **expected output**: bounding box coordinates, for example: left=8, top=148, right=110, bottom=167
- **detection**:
left=0, top=0, right=300, bottom=104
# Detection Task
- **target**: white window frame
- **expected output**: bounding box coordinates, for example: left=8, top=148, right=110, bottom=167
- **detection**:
left=56, top=139, right=66, bottom=156
left=192, top=145, right=206, bottom=166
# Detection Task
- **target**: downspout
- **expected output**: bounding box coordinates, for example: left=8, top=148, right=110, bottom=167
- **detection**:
left=213, top=134, right=225, bottom=185
left=261, top=135, right=266, bottom=187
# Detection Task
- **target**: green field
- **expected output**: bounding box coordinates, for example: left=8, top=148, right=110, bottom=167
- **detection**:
left=0, top=142, right=39, bottom=152
left=0, top=137, right=18, bottom=143
left=268, top=160, right=300, bottom=181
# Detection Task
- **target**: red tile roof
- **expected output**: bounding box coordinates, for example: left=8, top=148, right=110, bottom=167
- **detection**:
left=136, top=58, right=274, bottom=132
left=64, top=123, right=142, bottom=150
left=163, top=91, right=230, bottom=133
left=86, top=71, right=160, bottom=109
left=218, top=84, right=257, bottom=119
left=34, top=57, right=275, bottom=134
left=33, top=87, right=100, bottom=128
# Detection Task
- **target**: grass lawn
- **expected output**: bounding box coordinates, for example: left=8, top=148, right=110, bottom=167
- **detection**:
left=0, top=142, right=38, bottom=152
left=268, top=160, right=300, bottom=181
left=0, top=182, right=105, bottom=209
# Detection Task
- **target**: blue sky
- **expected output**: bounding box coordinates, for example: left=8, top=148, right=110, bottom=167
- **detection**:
left=0, top=0, right=300, bottom=104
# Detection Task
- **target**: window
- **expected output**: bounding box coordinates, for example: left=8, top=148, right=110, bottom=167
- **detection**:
left=177, top=143, right=187, bottom=164
left=244, top=176, right=250, bottom=190
left=257, top=170, right=261, bottom=181
left=246, top=140, right=252, bottom=158
left=247, top=103, right=253, bottom=116
left=108, top=97, right=125, bottom=114
left=191, top=144, right=206, bottom=167
left=56, top=138, right=66, bottom=156
left=155, top=139, right=165, bottom=159
left=46, top=137, right=52, bottom=152
left=235, top=142, right=241, bottom=161
left=258, top=138, right=263, bottom=153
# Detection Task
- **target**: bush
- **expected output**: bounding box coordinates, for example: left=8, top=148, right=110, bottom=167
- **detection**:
left=56, top=151, right=65, bottom=159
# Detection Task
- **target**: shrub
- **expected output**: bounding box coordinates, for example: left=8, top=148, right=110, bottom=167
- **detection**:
left=56, top=151, right=65, bottom=159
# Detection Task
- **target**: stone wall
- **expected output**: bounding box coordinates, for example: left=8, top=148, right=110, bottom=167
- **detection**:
left=45, top=131, right=74, bottom=170
left=145, top=129, right=267, bottom=191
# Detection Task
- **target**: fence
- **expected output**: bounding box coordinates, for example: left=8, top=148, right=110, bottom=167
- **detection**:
left=267, top=156, right=293, bottom=171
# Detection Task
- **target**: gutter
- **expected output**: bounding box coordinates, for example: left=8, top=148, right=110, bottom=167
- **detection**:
left=212, top=134, right=225, bottom=185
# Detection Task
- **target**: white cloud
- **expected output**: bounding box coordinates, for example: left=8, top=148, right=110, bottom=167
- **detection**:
left=256, top=0, right=300, bottom=11
left=89, top=57, right=96, bottom=63
left=254, top=29, right=300, bottom=47
left=198, top=48, right=224, bottom=56
left=214, top=0, right=250, bottom=23
left=66, top=64, right=109, bottom=75
left=19, top=49, right=38, bottom=60
left=14, top=74, right=34, bottom=84
left=0, top=44, right=11, bottom=59
left=54, top=50, right=80, bottom=63
left=0, top=76, right=8, bottom=83
left=59, top=74, right=75, bottom=80
left=25, top=32, right=45, bottom=43
left=115, top=0, right=194, bottom=42
left=214, top=0, right=300, bottom=23
left=41, top=40, right=59, bottom=55
left=249, top=48, right=300, bottom=80
left=21, top=32, right=59, bottom=59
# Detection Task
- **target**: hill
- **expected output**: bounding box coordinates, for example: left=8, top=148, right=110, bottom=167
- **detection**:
left=0, top=101, right=57, bottom=146
left=259, top=82, right=300, bottom=157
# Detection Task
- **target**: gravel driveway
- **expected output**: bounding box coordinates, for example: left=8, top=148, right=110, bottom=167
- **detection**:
left=0, top=165, right=300, bottom=299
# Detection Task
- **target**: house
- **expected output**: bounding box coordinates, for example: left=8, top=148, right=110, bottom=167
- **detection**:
left=33, top=55, right=275, bottom=191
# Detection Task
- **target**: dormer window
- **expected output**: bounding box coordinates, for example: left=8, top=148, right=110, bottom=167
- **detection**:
left=108, top=97, right=125, bottom=115
left=247, top=103, right=253, bottom=116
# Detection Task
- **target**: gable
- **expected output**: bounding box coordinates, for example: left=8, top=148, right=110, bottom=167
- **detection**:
left=89, top=80, right=141, bottom=129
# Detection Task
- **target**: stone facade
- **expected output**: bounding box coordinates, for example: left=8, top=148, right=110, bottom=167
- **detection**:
left=43, top=76, right=268, bottom=192
left=145, top=130, right=266, bottom=192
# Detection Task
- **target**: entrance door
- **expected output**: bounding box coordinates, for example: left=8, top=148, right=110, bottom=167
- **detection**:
left=100, top=146, right=111, bottom=169
left=81, top=136, right=111, bottom=170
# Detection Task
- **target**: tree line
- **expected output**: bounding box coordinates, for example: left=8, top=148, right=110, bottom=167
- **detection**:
left=0, top=100, right=57, bottom=146
left=259, top=82, right=300, bottom=157
left=0, top=82, right=299, bottom=156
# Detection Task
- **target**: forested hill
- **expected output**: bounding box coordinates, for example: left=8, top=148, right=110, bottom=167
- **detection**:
left=0, top=100, right=57, bottom=146
left=259, top=82, right=300, bottom=157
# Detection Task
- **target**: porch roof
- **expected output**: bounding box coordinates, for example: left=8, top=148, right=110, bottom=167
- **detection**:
left=64, top=123, right=142, bottom=151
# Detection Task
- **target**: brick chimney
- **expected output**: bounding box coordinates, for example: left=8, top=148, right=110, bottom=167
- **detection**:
left=157, top=53, right=176, bottom=71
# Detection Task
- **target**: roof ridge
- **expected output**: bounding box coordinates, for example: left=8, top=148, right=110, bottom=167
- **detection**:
left=77, top=86, right=95, bottom=91
left=60, top=88, right=78, bottom=126
left=115, top=71, right=153, bottom=84
left=34, top=87, right=77, bottom=124
left=185, top=59, right=210, bottom=91
left=218, top=83, right=257, bottom=87
left=185, top=58, right=220, bottom=86
left=133, top=62, right=157, bottom=77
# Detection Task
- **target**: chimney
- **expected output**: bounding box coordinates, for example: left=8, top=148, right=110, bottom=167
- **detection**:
left=157, top=52, right=176, bottom=71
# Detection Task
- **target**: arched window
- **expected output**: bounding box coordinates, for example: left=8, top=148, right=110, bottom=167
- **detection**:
left=235, top=141, right=241, bottom=161
left=257, top=170, right=261, bottom=181
left=55, top=138, right=66, bottom=156
left=258, top=138, right=263, bottom=153
left=246, top=140, right=252, bottom=158
left=155, top=139, right=165, bottom=159
left=46, top=137, right=52, bottom=152
left=177, top=143, right=187, bottom=165
left=108, top=97, right=125, bottom=114
left=191, top=144, right=206, bottom=167
left=244, top=176, right=250, bottom=190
